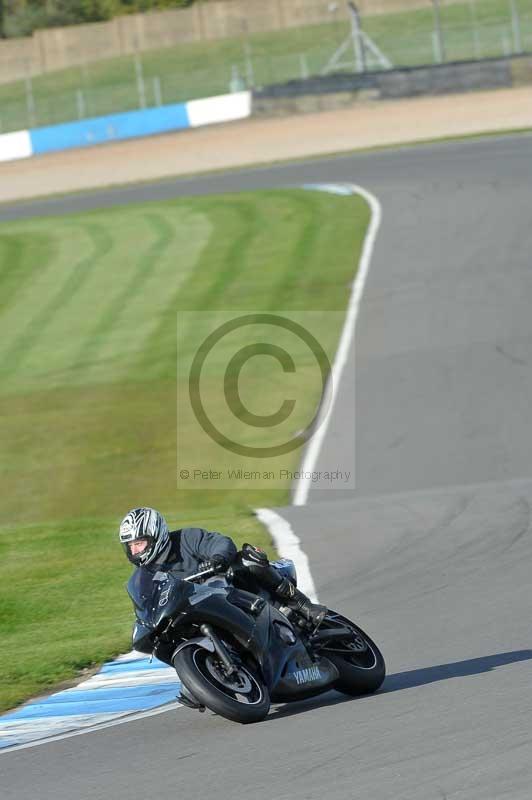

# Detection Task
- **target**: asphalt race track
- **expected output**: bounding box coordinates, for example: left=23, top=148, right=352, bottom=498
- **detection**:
left=2, top=134, right=532, bottom=799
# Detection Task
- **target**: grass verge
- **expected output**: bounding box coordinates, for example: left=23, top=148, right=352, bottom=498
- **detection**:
left=0, top=187, right=369, bottom=711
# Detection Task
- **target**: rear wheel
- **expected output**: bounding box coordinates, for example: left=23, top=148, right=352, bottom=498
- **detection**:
left=320, top=612, right=385, bottom=696
left=173, top=644, right=270, bottom=724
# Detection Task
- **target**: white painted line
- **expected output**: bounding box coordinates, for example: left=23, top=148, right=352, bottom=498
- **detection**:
left=255, top=508, right=318, bottom=602
left=292, top=183, right=382, bottom=505
left=255, top=182, right=382, bottom=604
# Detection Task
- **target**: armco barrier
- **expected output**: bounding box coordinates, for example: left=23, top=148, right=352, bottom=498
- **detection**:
left=0, top=90, right=251, bottom=163
left=253, top=54, right=532, bottom=117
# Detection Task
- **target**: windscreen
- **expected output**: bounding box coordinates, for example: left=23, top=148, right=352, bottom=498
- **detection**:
left=127, top=568, right=186, bottom=628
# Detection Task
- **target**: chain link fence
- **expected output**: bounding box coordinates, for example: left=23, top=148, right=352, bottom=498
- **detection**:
left=0, top=0, right=531, bottom=134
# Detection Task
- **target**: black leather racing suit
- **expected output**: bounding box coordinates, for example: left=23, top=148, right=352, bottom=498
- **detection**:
left=136, top=527, right=326, bottom=623
left=152, top=527, right=237, bottom=578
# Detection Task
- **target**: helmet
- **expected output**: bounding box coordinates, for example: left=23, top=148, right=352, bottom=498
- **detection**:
left=119, top=507, right=170, bottom=567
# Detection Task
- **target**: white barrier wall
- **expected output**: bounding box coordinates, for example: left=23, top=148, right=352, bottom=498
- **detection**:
left=187, top=91, right=252, bottom=128
left=0, top=91, right=252, bottom=164
left=0, top=130, right=33, bottom=163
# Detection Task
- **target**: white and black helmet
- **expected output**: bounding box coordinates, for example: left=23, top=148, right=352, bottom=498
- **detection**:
left=119, top=507, right=170, bottom=567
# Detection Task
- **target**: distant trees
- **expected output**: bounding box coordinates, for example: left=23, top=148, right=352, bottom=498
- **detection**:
left=120, top=1, right=194, bottom=9
left=3, top=0, right=197, bottom=37
left=41, top=1, right=117, bottom=25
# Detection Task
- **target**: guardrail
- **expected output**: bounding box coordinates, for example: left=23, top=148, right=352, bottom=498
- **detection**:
left=253, top=52, right=532, bottom=116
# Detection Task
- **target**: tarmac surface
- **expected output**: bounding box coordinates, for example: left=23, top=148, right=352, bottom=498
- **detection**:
left=2, top=133, right=532, bottom=799
left=2, top=85, right=532, bottom=204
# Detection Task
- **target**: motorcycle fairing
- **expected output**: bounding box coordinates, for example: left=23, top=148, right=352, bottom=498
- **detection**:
left=127, top=567, right=338, bottom=700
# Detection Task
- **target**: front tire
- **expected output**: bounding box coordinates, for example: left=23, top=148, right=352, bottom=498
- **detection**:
left=321, top=612, right=385, bottom=696
left=173, top=644, right=270, bottom=724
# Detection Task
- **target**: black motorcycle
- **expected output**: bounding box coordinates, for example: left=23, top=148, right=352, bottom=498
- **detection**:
left=128, top=556, right=385, bottom=724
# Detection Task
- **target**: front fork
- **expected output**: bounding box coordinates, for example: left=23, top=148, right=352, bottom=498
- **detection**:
left=174, top=625, right=240, bottom=712
left=200, top=623, right=238, bottom=676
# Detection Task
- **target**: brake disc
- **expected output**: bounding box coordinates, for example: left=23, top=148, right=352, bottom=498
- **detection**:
left=205, top=656, right=253, bottom=693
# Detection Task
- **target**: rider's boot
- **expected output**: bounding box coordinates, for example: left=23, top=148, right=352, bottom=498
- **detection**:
left=241, top=543, right=327, bottom=625
left=177, top=686, right=205, bottom=712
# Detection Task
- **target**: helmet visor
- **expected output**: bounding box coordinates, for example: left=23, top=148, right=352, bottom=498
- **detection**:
left=128, top=538, right=150, bottom=557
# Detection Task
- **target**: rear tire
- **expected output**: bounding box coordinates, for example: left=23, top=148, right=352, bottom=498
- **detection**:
left=174, top=644, right=270, bottom=724
left=321, top=612, right=385, bottom=696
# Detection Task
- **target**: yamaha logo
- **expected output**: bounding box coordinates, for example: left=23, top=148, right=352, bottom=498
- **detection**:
left=293, top=665, right=321, bottom=685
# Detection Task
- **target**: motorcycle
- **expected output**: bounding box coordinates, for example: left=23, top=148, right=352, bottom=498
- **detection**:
left=128, top=557, right=385, bottom=724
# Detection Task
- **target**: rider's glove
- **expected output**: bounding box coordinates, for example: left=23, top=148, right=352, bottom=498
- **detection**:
left=198, top=554, right=229, bottom=573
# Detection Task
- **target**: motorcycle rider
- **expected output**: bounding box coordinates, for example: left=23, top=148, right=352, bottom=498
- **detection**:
left=119, top=506, right=326, bottom=625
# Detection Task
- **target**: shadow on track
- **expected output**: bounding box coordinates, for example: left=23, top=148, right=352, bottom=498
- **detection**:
left=267, top=691, right=356, bottom=721
left=383, top=650, right=532, bottom=693
left=265, top=650, right=532, bottom=721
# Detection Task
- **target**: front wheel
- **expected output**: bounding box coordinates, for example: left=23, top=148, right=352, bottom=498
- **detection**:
left=173, top=644, right=270, bottom=724
left=320, top=612, right=385, bottom=696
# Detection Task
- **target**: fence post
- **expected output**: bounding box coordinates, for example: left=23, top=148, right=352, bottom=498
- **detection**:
left=76, top=88, right=86, bottom=120
left=153, top=76, right=163, bottom=106
left=134, top=53, right=146, bottom=109
left=502, top=31, right=512, bottom=56
left=469, top=0, right=481, bottom=59
left=230, top=65, right=245, bottom=92
left=243, top=42, right=255, bottom=88
left=431, top=30, right=443, bottom=64
left=431, top=0, right=446, bottom=63
left=25, top=74, right=36, bottom=128
left=509, top=0, right=523, bottom=54
left=299, top=53, right=309, bottom=80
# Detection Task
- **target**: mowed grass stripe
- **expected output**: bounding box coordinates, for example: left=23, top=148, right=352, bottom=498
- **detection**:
left=194, top=200, right=260, bottom=311
left=72, top=212, right=177, bottom=381
left=0, top=209, right=211, bottom=393
left=19, top=214, right=156, bottom=389
left=132, top=202, right=242, bottom=381
left=174, top=200, right=261, bottom=360
left=175, top=192, right=330, bottom=315
left=0, top=222, right=114, bottom=392
left=300, top=190, right=370, bottom=308
left=0, top=232, right=57, bottom=318
left=88, top=207, right=210, bottom=385
left=0, top=189, right=369, bottom=712
left=267, top=191, right=320, bottom=310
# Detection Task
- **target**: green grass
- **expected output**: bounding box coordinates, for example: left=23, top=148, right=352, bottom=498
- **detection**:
left=0, top=188, right=369, bottom=711
left=1, top=0, right=531, bottom=134
left=0, top=512, right=271, bottom=711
